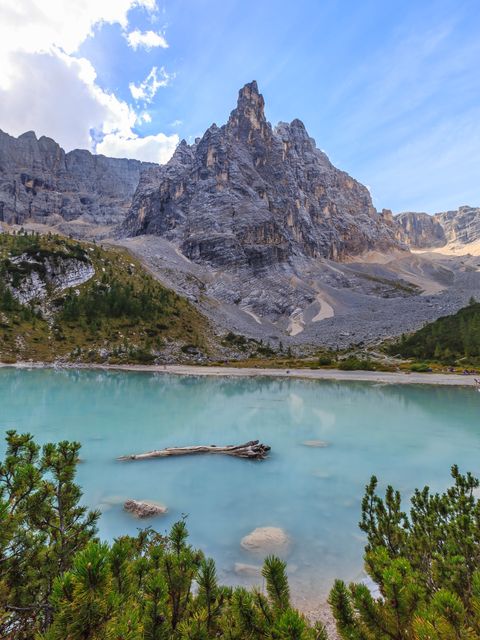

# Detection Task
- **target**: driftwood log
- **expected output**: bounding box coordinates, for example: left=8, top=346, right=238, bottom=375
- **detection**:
left=117, top=440, right=270, bottom=461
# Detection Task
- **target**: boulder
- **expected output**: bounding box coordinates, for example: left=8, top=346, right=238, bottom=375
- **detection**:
left=241, top=526, right=290, bottom=554
left=124, top=499, right=168, bottom=519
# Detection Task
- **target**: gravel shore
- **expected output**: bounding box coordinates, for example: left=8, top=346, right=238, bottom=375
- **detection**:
left=1, top=361, right=479, bottom=387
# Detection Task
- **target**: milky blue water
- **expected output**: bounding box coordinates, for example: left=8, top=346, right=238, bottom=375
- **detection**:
left=0, top=368, right=479, bottom=602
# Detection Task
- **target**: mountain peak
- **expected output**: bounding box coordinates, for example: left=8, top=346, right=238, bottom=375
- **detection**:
left=123, top=80, right=400, bottom=264
left=236, top=80, right=264, bottom=116
left=238, top=80, right=260, bottom=99
left=227, top=80, right=268, bottom=140
left=18, top=130, right=38, bottom=142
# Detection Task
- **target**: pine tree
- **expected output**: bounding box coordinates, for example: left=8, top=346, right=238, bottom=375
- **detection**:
left=330, top=467, right=480, bottom=639
left=0, top=431, right=99, bottom=638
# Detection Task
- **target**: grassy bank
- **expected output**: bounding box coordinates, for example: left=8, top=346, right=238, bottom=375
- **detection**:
left=0, top=231, right=211, bottom=364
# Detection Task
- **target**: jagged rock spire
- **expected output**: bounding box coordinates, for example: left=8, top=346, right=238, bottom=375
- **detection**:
left=124, top=80, right=400, bottom=264
left=236, top=81, right=265, bottom=117
left=227, top=81, right=270, bottom=141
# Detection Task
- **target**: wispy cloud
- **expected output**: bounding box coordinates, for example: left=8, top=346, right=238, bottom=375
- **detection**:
left=369, top=107, right=480, bottom=213
left=129, top=66, right=174, bottom=102
left=125, top=29, right=168, bottom=50
left=315, top=9, right=480, bottom=212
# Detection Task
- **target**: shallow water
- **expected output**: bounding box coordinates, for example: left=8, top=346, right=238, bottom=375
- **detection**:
left=0, top=368, right=479, bottom=601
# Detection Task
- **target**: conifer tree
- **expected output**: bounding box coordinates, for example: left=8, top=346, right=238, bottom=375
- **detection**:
left=330, top=466, right=480, bottom=639
left=0, top=431, right=99, bottom=638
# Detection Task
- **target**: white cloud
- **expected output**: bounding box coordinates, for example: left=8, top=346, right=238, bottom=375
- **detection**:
left=97, top=132, right=179, bottom=163
left=126, top=29, right=168, bottom=50
left=0, top=0, right=180, bottom=165
left=0, top=0, right=158, bottom=84
left=129, top=66, right=173, bottom=103
left=0, top=50, right=136, bottom=150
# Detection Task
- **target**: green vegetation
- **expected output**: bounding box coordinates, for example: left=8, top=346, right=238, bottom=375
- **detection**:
left=0, top=231, right=210, bottom=364
left=354, top=272, right=421, bottom=297
left=388, top=300, right=480, bottom=364
left=409, top=362, right=433, bottom=372
left=337, top=356, right=376, bottom=371
left=3, top=432, right=480, bottom=638
left=210, top=350, right=397, bottom=372
left=221, top=332, right=277, bottom=358
left=0, top=431, right=325, bottom=639
left=221, top=331, right=249, bottom=350
left=330, top=466, right=480, bottom=639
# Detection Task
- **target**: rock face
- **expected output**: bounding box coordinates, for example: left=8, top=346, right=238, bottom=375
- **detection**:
left=0, top=129, right=154, bottom=226
left=8, top=253, right=94, bottom=304
left=123, top=499, right=168, bottom=518
left=123, top=81, right=401, bottom=267
left=438, top=206, right=480, bottom=246
left=395, top=206, right=480, bottom=249
left=394, top=212, right=446, bottom=248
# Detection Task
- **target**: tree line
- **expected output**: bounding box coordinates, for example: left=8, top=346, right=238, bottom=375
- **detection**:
left=389, top=299, right=480, bottom=363
left=60, top=281, right=176, bottom=324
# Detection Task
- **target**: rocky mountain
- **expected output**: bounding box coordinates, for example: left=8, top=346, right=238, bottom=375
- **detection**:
left=2, top=83, right=478, bottom=266
left=0, top=129, right=153, bottom=227
left=395, top=206, right=480, bottom=250
left=1, top=82, right=479, bottom=348
left=123, top=81, right=401, bottom=267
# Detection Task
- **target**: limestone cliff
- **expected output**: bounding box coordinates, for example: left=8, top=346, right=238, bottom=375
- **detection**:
left=394, top=212, right=446, bottom=248
left=123, top=81, right=401, bottom=267
left=438, top=206, right=480, bottom=246
left=0, top=130, right=153, bottom=226
left=395, top=206, right=480, bottom=249
left=6, top=252, right=94, bottom=304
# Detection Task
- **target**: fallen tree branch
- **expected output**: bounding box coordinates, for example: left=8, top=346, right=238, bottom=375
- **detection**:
left=117, top=440, right=270, bottom=461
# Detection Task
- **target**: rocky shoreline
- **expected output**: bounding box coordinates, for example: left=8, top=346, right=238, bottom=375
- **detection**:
left=1, top=360, right=478, bottom=386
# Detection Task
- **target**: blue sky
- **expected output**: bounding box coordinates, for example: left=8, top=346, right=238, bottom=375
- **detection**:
left=1, top=0, right=479, bottom=213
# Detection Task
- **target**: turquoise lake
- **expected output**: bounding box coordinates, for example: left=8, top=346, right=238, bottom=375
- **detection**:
left=1, top=368, right=479, bottom=605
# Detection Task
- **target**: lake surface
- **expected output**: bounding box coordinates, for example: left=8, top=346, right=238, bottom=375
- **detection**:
left=0, top=368, right=479, bottom=604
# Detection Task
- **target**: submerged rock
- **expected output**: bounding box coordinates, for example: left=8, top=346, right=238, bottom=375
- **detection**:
left=241, top=526, right=290, bottom=554
left=124, top=499, right=168, bottom=519
left=302, top=440, right=329, bottom=447
left=312, top=470, right=332, bottom=479
left=234, top=562, right=262, bottom=577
